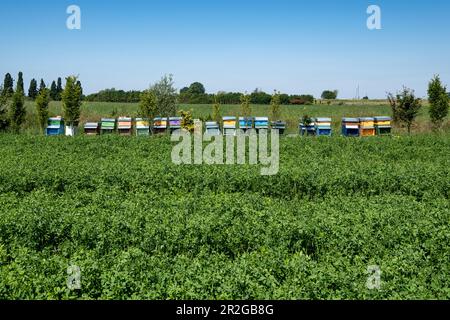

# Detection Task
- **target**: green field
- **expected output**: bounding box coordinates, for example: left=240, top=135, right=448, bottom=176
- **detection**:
left=0, top=133, right=449, bottom=299
left=22, top=100, right=449, bottom=135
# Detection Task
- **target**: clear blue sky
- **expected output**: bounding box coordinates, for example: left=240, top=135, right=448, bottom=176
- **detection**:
left=1, top=0, right=449, bottom=98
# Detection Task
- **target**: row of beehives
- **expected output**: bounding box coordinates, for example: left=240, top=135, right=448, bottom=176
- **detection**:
left=45, top=116, right=284, bottom=136
left=45, top=116, right=392, bottom=137
left=299, top=117, right=392, bottom=137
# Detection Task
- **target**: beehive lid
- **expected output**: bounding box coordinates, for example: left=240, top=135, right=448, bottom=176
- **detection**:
left=205, top=121, right=219, bottom=127
left=359, top=117, right=374, bottom=121
left=342, top=118, right=359, bottom=122
left=84, top=122, right=98, bottom=129
left=374, top=116, right=392, bottom=121
left=223, top=116, right=236, bottom=121
left=316, top=117, right=332, bottom=122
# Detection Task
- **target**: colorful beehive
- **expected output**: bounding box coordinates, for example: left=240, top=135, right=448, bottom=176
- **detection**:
left=239, top=117, right=254, bottom=132
left=359, top=117, right=376, bottom=137
left=254, top=117, right=269, bottom=132
left=84, top=122, right=99, bottom=135
left=100, top=118, right=116, bottom=134
left=46, top=117, right=65, bottom=136
left=169, top=117, right=182, bottom=133
left=341, top=118, right=360, bottom=137
left=299, top=118, right=316, bottom=136
left=315, top=117, right=332, bottom=136
left=153, top=117, right=168, bottom=134
left=117, top=117, right=132, bottom=136
left=135, top=118, right=150, bottom=136
left=223, top=116, right=237, bottom=136
left=374, top=116, right=392, bottom=135
left=205, top=121, right=221, bottom=136
left=271, top=121, right=286, bottom=134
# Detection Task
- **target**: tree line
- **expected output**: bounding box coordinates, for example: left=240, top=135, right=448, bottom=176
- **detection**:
left=1, top=73, right=80, bottom=101
left=85, top=81, right=319, bottom=105
left=0, top=72, right=83, bottom=133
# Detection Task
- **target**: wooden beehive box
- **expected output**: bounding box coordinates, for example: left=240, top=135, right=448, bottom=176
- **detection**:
left=341, top=118, right=360, bottom=137
left=359, top=117, right=376, bottom=137
left=101, top=118, right=116, bottom=134
left=239, top=117, right=253, bottom=132
left=169, top=117, right=182, bottom=133
left=205, top=121, right=221, bottom=136
left=153, top=117, right=168, bottom=134
left=46, top=117, right=65, bottom=136
left=223, top=116, right=236, bottom=136
left=315, top=117, right=332, bottom=136
left=299, top=118, right=316, bottom=136
left=117, top=117, right=132, bottom=136
left=374, top=116, right=392, bottom=135
left=254, top=117, right=269, bottom=132
left=135, top=118, right=150, bottom=136
left=271, top=121, right=286, bottom=134
left=84, top=122, right=99, bottom=135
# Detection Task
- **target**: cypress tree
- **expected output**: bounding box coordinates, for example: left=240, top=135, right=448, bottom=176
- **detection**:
left=35, top=88, right=50, bottom=134
left=56, top=77, right=63, bottom=100
left=39, top=79, right=46, bottom=93
left=2, top=73, right=14, bottom=97
left=61, top=76, right=82, bottom=128
left=9, top=90, right=26, bottom=133
left=17, top=72, right=24, bottom=94
left=28, top=79, right=38, bottom=100
left=50, top=81, right=58, bottom=100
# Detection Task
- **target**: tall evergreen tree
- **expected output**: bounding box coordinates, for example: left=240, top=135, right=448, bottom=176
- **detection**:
left=50, top=81, right=58, bottom=100
left=428, top=75, right=449, bottom=129
left=61, top=76, right=82, bottom=128
left=17, top=72, right=24, bottom=94
left=56, top=77, right=63, bottom=100
left=28, top=79, right=38, bottom=100
left=9, top=87, right=26, bottom=133
left=39, top=79, right=46, bottom=93
left=0, top=86, right=9, bottom=131
left=2, top=73, right=14, bottom=97
left=76, top=80, right=83, bottom=98
left=35, top=88, right=50, bottom=134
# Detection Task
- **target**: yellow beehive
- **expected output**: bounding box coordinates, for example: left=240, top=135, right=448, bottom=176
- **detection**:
left=136, top=119, right=149, bottom=127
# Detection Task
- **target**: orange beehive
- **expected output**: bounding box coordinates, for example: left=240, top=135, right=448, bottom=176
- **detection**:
left=359, top=117, right=376, bottom=137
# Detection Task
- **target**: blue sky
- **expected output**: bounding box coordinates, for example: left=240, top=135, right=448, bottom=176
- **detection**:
left=0, top=0, right=449, bottom=98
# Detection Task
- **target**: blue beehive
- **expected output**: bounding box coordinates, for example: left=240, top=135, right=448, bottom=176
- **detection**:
left=239, top=117, right=254, bottom=133
left=315, top=118, right=332, bottom=136
left=46, top=117, right=65, bottom=136
left=299, top=118, right=316, bottom=136
left=254, top=117, right=269, bottom=133
left=341, top=118, right=360, bottom=137
left=271, top=121, right=286, bottom=134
